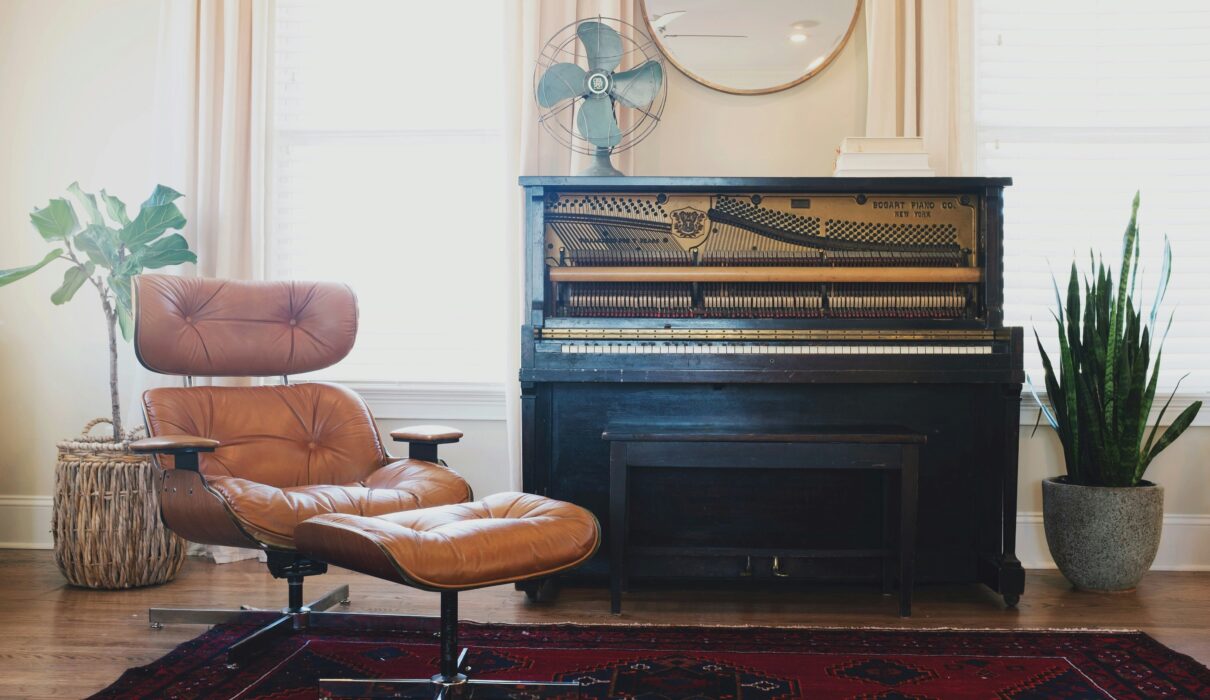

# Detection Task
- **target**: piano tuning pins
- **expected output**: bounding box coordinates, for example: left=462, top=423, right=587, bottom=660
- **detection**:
left=546, top=193, right=975, bottom=320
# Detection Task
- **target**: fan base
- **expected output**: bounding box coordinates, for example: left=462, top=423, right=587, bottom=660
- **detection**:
left=578, top=148, right=624, bottom=176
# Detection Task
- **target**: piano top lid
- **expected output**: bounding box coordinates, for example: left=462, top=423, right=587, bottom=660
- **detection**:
left=519, top=175, right=1012, bottom=192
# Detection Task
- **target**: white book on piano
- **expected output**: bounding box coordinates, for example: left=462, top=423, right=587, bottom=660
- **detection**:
left=839, top=136, right=925, bottom=153
left=833, top=168, right=936, bottom=177
left=835, top=152, right=931, bottom=170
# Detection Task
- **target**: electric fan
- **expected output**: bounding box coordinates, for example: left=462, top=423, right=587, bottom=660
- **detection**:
left=534, top=18, right=666, bottom=176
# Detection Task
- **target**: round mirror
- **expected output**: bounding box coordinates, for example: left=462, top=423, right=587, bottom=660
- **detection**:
left=640, top=0, right=862, bottom=95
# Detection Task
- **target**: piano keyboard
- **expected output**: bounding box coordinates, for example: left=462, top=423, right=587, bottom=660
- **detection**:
left=556, top=344, right=992, bottom=355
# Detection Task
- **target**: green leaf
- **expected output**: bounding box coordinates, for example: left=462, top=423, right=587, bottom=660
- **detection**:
left=110, top=273, right=131, bottom=308
left=141, top=184, right=184, bottom=208
left=50, top=263, right=94, bottom=305
left=1143, top=400, right=1202, bottom=471
left=120, top=202, right=186, bottom=249
left=132, top=233, right=196, bottom=270
left=74, top=224, right=122, bottom=269
left=99, top=189, right=130, bottom=227
left=116, top=299, right=134, bottom=341
left=1149, top=237, right=1171, bottom=329
left=1105, top=192, right=1140, bottom=420
left=67, top=182, right=104, bottom=227
left=1026, top=372, right=1058, bottom=431
left=0, top=249, right=62, bottom=287
left=110, top=275, right=134, bottom=341
left=30, top=198, right=80, bottom=241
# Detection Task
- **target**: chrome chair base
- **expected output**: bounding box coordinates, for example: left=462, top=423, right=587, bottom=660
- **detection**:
left=149, top=582, right=350, bottom=667
left=320, top=592, right=582, bottom=699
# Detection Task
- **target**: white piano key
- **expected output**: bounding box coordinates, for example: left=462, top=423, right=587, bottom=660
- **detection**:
left=556, top=344, right=996, bottom=355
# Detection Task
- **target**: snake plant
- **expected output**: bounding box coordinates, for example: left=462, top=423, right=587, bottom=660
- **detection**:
left=1034, top=192, right=1201, bottom=487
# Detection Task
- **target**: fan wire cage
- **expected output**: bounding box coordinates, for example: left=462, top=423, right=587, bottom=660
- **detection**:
left=533, top=16, right=667, bottom=167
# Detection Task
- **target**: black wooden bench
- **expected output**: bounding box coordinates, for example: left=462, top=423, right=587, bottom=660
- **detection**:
left=602, top=426, right=924, bottom=616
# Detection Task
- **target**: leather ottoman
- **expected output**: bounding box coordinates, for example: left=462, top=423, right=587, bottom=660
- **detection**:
left=295, top=491, right=600, bottom=698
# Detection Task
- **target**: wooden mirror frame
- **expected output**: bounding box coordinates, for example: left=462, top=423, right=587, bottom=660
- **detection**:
left=638, top=0, right=863, bottom=96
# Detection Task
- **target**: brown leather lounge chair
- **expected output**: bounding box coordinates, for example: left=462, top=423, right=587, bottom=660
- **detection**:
left=128, top=274, right=472, bottom=667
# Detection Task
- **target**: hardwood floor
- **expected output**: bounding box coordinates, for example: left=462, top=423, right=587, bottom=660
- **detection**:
left=0, top=549, right=1207, bottom=699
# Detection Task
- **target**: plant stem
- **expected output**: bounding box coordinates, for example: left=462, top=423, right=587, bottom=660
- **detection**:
left=62, top=241, right=123, bottom=442
left=102, top=295, right=122, bottom=442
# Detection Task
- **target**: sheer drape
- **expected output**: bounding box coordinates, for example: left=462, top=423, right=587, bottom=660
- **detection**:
left=154, top=0, right=272, bottom=279
left=864, top=0, right=973, bottom=175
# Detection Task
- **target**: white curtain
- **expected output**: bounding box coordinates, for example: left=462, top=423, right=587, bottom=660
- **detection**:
left=154, top=0, right=272, bottom=279
left=865, top=0, right=973, bottom=176
left=146, top=0, right=274, bottom=563
left=503, top=0, right=638, bottom=489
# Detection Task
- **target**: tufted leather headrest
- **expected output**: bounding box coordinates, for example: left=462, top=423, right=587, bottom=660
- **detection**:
left=133, top=275, right=358, bottom=376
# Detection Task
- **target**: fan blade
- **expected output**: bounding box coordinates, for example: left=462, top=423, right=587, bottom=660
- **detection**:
left=610, top=60, right=663, bottom=110
left=576, top=95, right=622, bottom=148
left=536, top=62, right=587, bottom=107
left=577, top=21, right=623, bottom=72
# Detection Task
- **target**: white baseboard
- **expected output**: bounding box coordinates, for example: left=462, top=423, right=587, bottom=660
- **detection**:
left=0, top=495, right=52, bottom=549
left=4, top=495, right=1208, bottom=571
left=1017, top=511, right=1210, bottom=571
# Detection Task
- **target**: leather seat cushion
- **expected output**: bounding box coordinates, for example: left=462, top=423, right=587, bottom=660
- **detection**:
left=209, top=459, right=471, bottom=549
left=143, top=383, right=389, bottom=488
left=294, top=492, right=600, bottom=590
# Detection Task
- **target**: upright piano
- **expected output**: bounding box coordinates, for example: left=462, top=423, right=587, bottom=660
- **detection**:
left=518, top=176, right=1024, bottom=606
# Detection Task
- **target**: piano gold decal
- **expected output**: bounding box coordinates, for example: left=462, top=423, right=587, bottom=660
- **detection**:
left=669, top=207, right=708, bottom=239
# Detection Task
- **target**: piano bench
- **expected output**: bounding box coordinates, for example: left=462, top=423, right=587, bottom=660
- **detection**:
left=601, top=426, right=924, bottom=617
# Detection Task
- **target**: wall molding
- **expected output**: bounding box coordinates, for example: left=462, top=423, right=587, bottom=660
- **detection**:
left=5, top=493, right=1208, bottom=570
left=341, top=381, right=507, bottom=421
left=1017, top=511, right=1210, bottom=571
left=0, top=495, right=52, bottom=549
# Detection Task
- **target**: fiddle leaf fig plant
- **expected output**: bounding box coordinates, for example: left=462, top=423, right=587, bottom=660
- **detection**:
left=0, top=183, right=195, bottom=441
left=1033, top=192, right=1201, bottom=487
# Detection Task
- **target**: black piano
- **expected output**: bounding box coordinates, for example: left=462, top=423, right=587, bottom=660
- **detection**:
left=518, top=176, right=1024, bottom=606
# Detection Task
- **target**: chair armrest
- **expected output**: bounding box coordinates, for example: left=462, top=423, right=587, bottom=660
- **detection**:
left=130, top=435, right=218, bottom=472
left=130, top=435, right=220, bottom=454
left=390, top=424, right=462, bottom=462
left=389, top=425, right=463, bottom=444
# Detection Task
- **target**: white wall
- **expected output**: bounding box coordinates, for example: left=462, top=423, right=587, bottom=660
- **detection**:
left=1, top=1, right=1206, bottom=569
left=632, top=7, right=867, bottom=177
left=0, top=0, right=163, bottom=544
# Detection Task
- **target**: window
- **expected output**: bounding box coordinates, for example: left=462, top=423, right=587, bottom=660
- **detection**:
left=271, top=0, right=507, bottom=384
left=975, top=1, right=1210, bottom=395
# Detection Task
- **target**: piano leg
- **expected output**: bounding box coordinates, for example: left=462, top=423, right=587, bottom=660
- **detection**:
left=977, top=382, right=1025, bottom=608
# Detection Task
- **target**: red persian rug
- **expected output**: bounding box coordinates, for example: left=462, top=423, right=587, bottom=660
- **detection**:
left=91, top=613, right=1209, bottom=699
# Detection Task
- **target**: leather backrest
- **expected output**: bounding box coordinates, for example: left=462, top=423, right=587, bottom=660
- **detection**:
left=133, top=275, right=358, bottom=377
left=142, top=383, right=387, bottom=487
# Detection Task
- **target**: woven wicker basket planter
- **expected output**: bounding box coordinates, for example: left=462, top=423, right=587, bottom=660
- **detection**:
left=52, top=418, right=186, bottom=589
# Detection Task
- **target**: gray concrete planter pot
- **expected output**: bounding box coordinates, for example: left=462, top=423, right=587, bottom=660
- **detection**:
left=1042, top=477, right=1163, bottom=591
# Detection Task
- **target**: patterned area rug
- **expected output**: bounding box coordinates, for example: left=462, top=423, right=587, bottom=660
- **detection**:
left=91, top=613, right=1210, bottom=699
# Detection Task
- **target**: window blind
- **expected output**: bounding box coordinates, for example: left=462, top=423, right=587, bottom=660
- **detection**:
left=975, top=0, right=1210, bottom=395
left=271, top=0, right=507, bottom=384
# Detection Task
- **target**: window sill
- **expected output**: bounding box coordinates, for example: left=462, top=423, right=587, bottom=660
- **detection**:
left=326, top=381, right=1209, bottom=429
left=1022, top=394, right=1209, bottom=428
left=338, top=381, right=507, bottom=422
